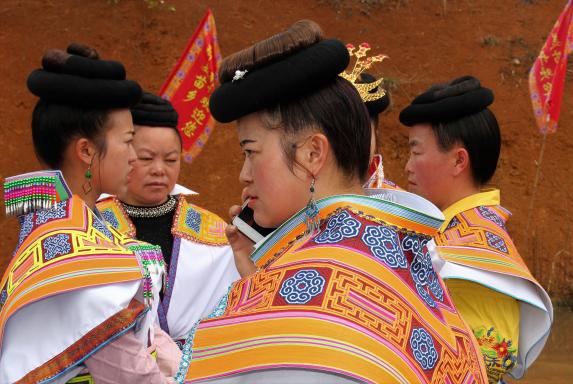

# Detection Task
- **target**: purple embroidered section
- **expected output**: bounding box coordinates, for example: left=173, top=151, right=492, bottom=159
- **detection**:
left=157, top=299, right=170, bottom=335
left=446, top=216, right=461, bottom=230
left=158, top=236, right=182, bottom=333
left=476, top=206, right=507, bottom=231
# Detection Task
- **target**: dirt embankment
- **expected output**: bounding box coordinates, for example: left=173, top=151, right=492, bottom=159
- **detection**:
left=1, top=0, right=572, bottom=303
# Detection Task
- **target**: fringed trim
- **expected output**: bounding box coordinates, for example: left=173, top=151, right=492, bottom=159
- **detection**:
left=128, top=244, right=168, bottom=307
left=4, top=170, right=71, bottom=217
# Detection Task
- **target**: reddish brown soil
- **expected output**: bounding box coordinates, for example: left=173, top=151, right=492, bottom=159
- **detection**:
left=1, top=0, right=572, bottom=307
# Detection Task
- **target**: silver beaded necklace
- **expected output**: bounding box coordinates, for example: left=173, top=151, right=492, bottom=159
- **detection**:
left=122, top=195, right=178, bottom=218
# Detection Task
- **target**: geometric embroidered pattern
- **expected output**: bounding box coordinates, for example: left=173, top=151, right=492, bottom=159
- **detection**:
left=0, top=289, right=7, bottom=307
left=200, top=253, right=486, bottom=382
left=1, top=192, right=147, bottom=373
left=446, top=216, right=461, bottom=230
left=101, top=210, right=120, bottom=231
left=185, top=208, right=202, bottom=233
left=476, top=206, right=506, bottom=231
left=434, top=204, right=537, bottom=296
left=410, top=245, right=432, bottom=287
left=401, top=235, right=423, bottom=255
left=427, top=272, right=444, bottom=302
left=92, top=218, right=114, bottom=241
left=410, top=327, right=438, bottom=370
left=172, top=198, right=228, bottom=246
left=97, top=195, right=229, bottom=247
left=410, top=244, right=443, bottom=307
left=279, top=269, right=326, bottom=304
left=485, top=231, right=508, bottom=253
left=42, top=233, right=72, bottom=261
left=95, top=197, right=136, bottom=238
left=362, top=225, right=407, bottom=268
left=35, top=201, right=68, bottom=225
left=314, top=210, right=361, bottom=245
left=182, top=198, right=489, bottom=384
left=415, top=283, right=436, bottom=308
left=17, top=213, right=35, bottom=249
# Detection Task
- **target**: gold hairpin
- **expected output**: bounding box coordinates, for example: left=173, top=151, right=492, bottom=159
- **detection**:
left=340, top=42, right=388, bottom=102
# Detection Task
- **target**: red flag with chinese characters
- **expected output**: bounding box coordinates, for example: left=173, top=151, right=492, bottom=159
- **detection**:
left=529, top=1, right=573, bottom=134
left=160, top=9, right=221, bottom=162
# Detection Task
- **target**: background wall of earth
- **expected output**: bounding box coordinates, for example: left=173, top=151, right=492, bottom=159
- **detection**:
left=1, top=0, right=572, bottom=306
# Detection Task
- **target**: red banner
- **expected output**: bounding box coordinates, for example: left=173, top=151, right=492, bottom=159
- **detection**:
left=160, top=9, right=221, bottom=162
left=529, top=1, right=573, bottom=134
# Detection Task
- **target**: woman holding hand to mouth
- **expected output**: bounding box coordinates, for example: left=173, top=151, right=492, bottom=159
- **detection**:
left=97, top=92, right=239, bottom=348
left=175, top=20, right=487, bottom=384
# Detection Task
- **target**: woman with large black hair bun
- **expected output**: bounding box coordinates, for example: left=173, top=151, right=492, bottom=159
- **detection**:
left=174, top=20, right=487, bottom=383
left=0, top=43, right=180, bottom=383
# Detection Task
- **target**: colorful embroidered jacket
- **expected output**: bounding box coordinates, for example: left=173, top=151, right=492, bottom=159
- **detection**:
left=175, top=194, right=487, bottom=384
left=431, top=190, right=553, bottom=381
left=0, top=171, right=165, bottom=383
left=96, top=188, right=239, bottom=343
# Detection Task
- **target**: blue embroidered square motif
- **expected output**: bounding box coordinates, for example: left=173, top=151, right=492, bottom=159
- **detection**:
left=185, top=208, right=202, bottom=233
left=43, top=233, right=72, bottom=261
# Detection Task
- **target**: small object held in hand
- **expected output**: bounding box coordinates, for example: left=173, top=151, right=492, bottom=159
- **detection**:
left=232, top=198, right=275, bottom=244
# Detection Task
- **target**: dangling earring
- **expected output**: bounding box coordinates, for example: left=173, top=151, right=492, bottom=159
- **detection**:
left=82, top=159, right=93, bottom=195
left=304, top=177, right=319, bottom=236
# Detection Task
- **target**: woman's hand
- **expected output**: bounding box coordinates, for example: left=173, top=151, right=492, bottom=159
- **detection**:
left=226, top=204, right=257, bottom=278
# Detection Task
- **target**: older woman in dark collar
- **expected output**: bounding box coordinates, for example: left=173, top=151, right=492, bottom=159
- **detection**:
left=97, top=92, right=239, bottom=348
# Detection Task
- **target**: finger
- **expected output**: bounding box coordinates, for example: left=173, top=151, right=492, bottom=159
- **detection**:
left=225, top=224, right=238, bottom=237
left=225, top=228, right=238, bottom=243
left=228, top=204, right=242, bottom=219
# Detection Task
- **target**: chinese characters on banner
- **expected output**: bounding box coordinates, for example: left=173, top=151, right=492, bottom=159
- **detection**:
left=529, top=0, right=573, bottom=134
left=160, top=9, right=221, bottom=162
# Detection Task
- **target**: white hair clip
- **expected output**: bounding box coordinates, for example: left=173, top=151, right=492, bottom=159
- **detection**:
left=232, top=69, right=248, bottom=82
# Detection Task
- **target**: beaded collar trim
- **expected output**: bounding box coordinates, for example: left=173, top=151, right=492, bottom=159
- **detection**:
left=122, top=196, right=177, bottom=218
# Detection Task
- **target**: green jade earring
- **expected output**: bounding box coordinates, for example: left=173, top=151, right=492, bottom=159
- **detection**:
left=82, top=166, right=92, bottom=195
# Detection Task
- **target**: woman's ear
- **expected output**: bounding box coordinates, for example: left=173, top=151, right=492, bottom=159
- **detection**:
left=452, top=146, right=470, bottom=177
left=73, top=138, right=96, bottom=167
left=297, top=132, right=330, bottom=177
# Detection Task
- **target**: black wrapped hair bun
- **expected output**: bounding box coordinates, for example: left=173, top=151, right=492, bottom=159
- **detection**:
left=399, top=75, right=494, bottom=126
left=131, top=92, right=179, bottom=129
left=209, top=39, right=350, bottom=123
left=27, top=42, right=141, bottom=108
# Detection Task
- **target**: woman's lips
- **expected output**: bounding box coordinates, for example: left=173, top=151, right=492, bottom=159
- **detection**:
left=247, top=196, right=257, bottom=208
left=146, top=182, right=168, bottom=188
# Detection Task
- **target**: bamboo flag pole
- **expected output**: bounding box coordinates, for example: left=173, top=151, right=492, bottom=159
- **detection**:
left=524, top=131, right=548, bottom=237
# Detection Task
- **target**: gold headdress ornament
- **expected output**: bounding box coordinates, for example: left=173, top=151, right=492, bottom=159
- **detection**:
left=340, top=42, right=388, bottom=102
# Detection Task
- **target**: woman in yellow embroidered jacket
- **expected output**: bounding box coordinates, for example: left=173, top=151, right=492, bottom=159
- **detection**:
left=0, top=44, right=180, bottom=383
left=172, top=20, right=488, bottom=384
left=401, top=75, right=552, bottom=383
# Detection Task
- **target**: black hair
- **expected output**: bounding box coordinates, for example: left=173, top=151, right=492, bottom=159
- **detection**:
left=432, top=108, right=500, bottom=185
left=31, top=100, right=109, bottom=169
left=262, top=76, right=372, bottom=182
left=219, top=20, right=371, bottom=182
